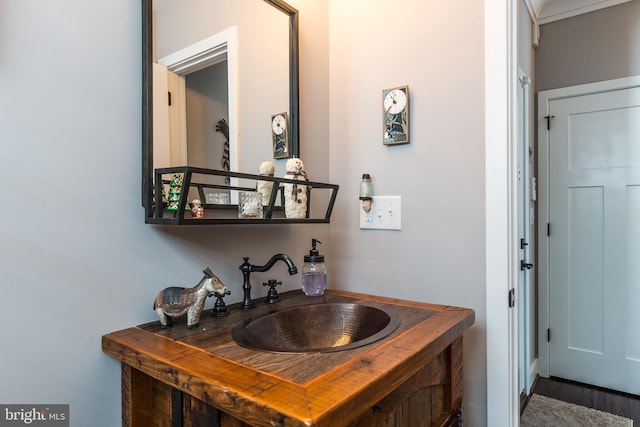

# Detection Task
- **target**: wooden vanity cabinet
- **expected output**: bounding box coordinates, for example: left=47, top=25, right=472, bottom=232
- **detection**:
left=103, top=290, right=474, bottom=427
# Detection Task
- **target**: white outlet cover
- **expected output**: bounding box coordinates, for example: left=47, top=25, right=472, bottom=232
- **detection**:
left=359, top=196, right=402, bottom=230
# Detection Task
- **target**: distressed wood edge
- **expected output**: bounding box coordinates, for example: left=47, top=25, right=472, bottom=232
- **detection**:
left=298, top=310, right=473, bottom=426
left=327, top=289, right=459, bottom=312
left=121, top=364, right=132, bottom=427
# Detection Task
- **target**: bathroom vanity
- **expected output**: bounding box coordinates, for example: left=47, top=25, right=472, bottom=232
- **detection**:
left=102, top=290, right=474, bottom=427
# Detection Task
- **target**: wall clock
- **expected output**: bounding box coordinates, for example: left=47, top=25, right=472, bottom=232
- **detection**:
left=382, top=85, right=410, bottom=145
left=271, top=112, right=290, bottom=159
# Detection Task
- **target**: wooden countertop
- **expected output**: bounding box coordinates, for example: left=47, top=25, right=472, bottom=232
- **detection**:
left=102, top=290, right=475, bottom=427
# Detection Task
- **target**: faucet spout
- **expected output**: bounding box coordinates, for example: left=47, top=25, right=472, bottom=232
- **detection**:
left=239, top=254, right=298, bottom=309
left=252, top=253, right=298, bottom=275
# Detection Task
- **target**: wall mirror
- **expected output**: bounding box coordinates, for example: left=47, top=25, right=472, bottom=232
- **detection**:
left=142, top=0, right=299, bottom=215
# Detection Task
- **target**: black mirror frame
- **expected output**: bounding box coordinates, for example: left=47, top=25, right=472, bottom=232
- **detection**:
left=141, top=0, right=300, bottom=218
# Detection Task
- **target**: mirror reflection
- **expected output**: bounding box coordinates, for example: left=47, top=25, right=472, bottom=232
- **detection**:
left=143, top=0, right=299, bottom=212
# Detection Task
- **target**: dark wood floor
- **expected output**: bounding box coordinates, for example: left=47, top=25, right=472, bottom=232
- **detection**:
left=528, top=377, right=640, bottom=424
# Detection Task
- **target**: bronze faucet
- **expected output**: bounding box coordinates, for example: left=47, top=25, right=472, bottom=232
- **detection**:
left=239, top=254, right=298, bottom=309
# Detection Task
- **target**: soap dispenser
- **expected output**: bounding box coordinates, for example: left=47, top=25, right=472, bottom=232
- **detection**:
left=302, top=239, right=327, bottom=296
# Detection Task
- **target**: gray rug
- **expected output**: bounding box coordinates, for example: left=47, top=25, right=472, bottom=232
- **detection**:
left=521, top=394, right=633, bottom=427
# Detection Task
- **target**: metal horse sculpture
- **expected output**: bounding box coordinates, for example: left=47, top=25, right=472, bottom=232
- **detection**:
left=153, top=268, right=228, bottom=328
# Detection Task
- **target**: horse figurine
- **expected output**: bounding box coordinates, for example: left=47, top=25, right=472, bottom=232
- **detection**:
left=153, top=267, right=228, bottom=328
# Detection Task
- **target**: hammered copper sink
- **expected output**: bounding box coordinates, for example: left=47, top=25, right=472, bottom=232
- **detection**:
left=231, top=302, right=401, bottom=353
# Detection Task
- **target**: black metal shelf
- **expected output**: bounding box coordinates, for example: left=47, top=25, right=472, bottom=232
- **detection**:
left=148, top=166, right=339, bottom=225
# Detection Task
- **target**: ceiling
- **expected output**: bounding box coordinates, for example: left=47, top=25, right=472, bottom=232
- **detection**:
left=526, top=0, right=633, bottom=24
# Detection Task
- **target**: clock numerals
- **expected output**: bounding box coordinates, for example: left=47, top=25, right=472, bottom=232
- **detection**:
left=382, top=86, right=409, bottom=145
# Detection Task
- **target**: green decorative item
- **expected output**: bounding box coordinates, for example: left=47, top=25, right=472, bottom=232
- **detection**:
left=166, top=173, right=184, bottom=211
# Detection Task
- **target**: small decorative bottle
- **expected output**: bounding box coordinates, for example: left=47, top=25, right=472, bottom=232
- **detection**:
left=359, top=173, right=373, bottom=212
left=302, top=239, right=327, bottom=296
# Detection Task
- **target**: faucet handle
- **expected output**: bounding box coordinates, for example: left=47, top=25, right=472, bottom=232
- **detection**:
left=263, top=279, right=282, bottom=304
left=211, top=289, right=231, bottom=317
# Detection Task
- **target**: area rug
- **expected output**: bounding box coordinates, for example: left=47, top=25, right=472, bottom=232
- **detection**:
left=521, top=394, right=633, bottom=427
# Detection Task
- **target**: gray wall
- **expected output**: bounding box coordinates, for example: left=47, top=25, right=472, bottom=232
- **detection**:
left=328, top=0, right=486, bottom=423
left=536, top=0, right=640, bottom=91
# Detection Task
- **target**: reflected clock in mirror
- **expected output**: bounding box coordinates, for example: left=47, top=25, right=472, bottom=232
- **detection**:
left=271, top=112, right=289, bottom=159
left=142, top=0, right=299, bottom=216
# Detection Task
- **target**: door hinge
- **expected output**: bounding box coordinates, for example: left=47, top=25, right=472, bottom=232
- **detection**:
left=168, top=91, right=172, bottom=106
left=544, top=115, right=555, bottom=130
left=521, top=260, right=534, bottom=271
left=508, top=288, right=516, bottom=308
left=547, top=328, right=551, bottom=342
left=547, top=223, right=551, bottom=237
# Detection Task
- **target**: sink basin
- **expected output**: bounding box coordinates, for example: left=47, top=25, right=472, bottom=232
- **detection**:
left=231, top=303, right=400, bottom=353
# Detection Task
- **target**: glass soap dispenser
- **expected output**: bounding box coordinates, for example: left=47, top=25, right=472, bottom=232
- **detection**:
left=302, top=238, right=327, bottom=296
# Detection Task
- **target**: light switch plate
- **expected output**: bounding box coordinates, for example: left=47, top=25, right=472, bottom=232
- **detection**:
left=359, top=196, right=402, bottom=230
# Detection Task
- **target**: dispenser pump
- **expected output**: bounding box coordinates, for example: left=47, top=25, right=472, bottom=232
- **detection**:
left=302, top=238, right=327, bottom=296
left=304, top=239, right=324, bottom=263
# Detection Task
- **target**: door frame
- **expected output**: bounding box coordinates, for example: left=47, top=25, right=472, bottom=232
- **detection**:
left=518, top=68, right=536, bottom=396
left=537, top=74, right=640, bottom=378
left=485, top=0, right=520, bottom=425
left=157, top=26, right=240, bottom=193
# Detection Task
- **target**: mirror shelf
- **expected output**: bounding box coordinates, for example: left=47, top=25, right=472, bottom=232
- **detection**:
left=150, top=167, right=339, bottom=225
left=142, top=0, right=302, bottom=223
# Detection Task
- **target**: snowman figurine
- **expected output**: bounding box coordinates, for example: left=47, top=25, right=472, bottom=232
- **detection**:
left=257, top=160, right=275, bottom=206
left=283, top=158, right=308, bottom=219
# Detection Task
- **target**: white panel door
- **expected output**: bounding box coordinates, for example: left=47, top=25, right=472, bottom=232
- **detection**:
left=548, top=85, right=640, bottom=395
left=152, top=63, right=188, bottom=168
left=153, top=63, right=171, bottom=169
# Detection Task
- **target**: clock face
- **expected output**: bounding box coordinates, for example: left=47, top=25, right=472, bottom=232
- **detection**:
left=272, top=115, right=286, bottom=135
left=383, top=89, right=407, bottom=114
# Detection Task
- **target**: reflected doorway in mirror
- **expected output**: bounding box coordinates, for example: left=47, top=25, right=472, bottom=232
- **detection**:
left=154, top=27, right=239, bottom=204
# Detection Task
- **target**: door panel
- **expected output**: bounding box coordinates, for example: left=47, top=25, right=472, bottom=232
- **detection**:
left=567, top=186, right=604, bottom=354
left=548, top=85, right=640, bottom=395
left=628, top=186, right=640, bottom=362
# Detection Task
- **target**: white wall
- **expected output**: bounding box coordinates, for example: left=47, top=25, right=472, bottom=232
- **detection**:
left=328, top=0, right=487, bottom=424
left=1, top=0, right=492, bottom=426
